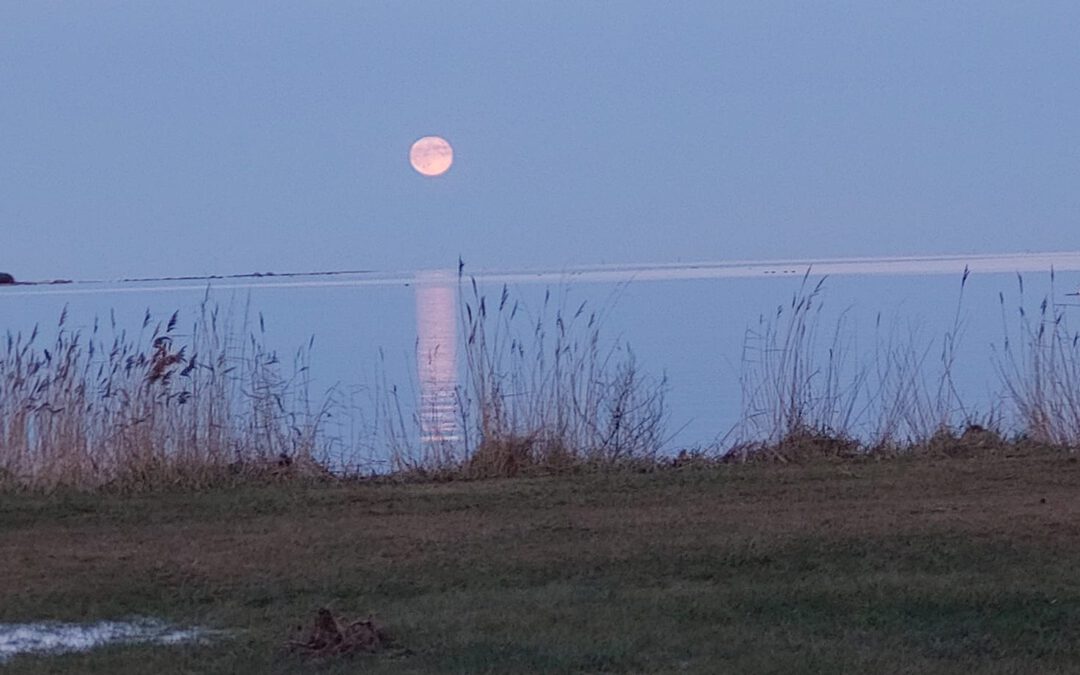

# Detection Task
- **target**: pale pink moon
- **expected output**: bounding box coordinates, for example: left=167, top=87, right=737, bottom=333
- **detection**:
left=409, top=136, right=454, bottom=177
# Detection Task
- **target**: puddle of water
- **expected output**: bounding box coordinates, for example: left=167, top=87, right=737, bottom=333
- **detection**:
left=0, top=618, right=213, bottom=663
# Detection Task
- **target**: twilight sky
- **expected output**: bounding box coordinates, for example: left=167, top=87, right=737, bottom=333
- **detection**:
left=2, top=2, right=1078, bottom=281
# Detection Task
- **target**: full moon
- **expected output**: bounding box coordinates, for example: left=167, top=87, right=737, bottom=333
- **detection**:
left=409, top=136, right=454, bottom=177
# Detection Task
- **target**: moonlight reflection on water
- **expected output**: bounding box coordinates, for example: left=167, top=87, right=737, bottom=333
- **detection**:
left=416, top=270, right=459, bottom=443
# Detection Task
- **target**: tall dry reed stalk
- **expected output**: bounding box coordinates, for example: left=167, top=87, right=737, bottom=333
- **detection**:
left=0, top=296, right=332, bottom=491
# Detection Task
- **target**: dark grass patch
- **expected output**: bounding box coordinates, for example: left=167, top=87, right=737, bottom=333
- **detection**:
left=5, top=459, right=1080, bottom=673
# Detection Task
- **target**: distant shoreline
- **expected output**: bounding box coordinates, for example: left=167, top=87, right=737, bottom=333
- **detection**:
left=3, top=250, right=1080, bottom=298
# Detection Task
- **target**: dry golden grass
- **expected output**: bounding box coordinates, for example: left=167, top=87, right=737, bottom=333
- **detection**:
left=0, top=299, right=331, bottom=491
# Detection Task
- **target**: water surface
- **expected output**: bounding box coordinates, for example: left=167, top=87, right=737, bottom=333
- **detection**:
left=2, top=254, right=1079, bottom=458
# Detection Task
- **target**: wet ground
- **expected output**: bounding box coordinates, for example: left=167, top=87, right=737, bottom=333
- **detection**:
left=0, top=618, right=212, bottom=663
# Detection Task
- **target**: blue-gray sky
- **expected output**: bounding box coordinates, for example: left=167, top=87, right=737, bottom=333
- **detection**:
left=2, top=1, right=1078, bottom=280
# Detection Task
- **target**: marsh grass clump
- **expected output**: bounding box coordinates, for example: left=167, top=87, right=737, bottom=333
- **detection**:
left=731, top=425, right=862, bottom=463
left=386, top=270, right=669, bottom=478
left=0, top=297, right=333, bottom=491
left=731, top=269, right=1001, bottom=461
left=732, top=274, right=866, bottom=460
left=994, top=271, right=1080, bottom=447
left=457, top=279, right=668, bottom=475
left=906, top=423, right=1008, bottom=458
left=465, top=433, right=575, bottom=478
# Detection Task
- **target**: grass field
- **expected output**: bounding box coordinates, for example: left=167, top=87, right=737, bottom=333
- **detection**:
left=3, top=448, right=1080, bottom=673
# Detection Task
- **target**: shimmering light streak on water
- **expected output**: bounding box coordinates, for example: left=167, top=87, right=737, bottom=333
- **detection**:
left=416, top=270, right=459, bottom=443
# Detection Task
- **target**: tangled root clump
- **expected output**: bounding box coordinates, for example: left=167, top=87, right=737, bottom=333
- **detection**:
left=288, top=608, right=397, bottom=658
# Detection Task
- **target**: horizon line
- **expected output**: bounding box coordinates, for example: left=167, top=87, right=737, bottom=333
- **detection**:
left=3, top=250, right=1080, bottom=298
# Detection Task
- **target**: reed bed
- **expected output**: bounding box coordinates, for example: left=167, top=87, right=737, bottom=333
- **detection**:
left=994, top=271, right=1080, bottom=447
left=385, top=271, right=669, bottom=478
left=3, top=269, right=1078, bottom=490
left=731, top=269, right=980, bottom=460
left=733, top=274, right=866, bottom=459
left=0, top=298, right=331, bottom=491
left=732, top=269, right=1080, bottom=461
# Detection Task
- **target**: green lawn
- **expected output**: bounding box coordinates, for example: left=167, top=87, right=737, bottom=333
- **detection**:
left=3, top=450, right=1080, bottom=673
